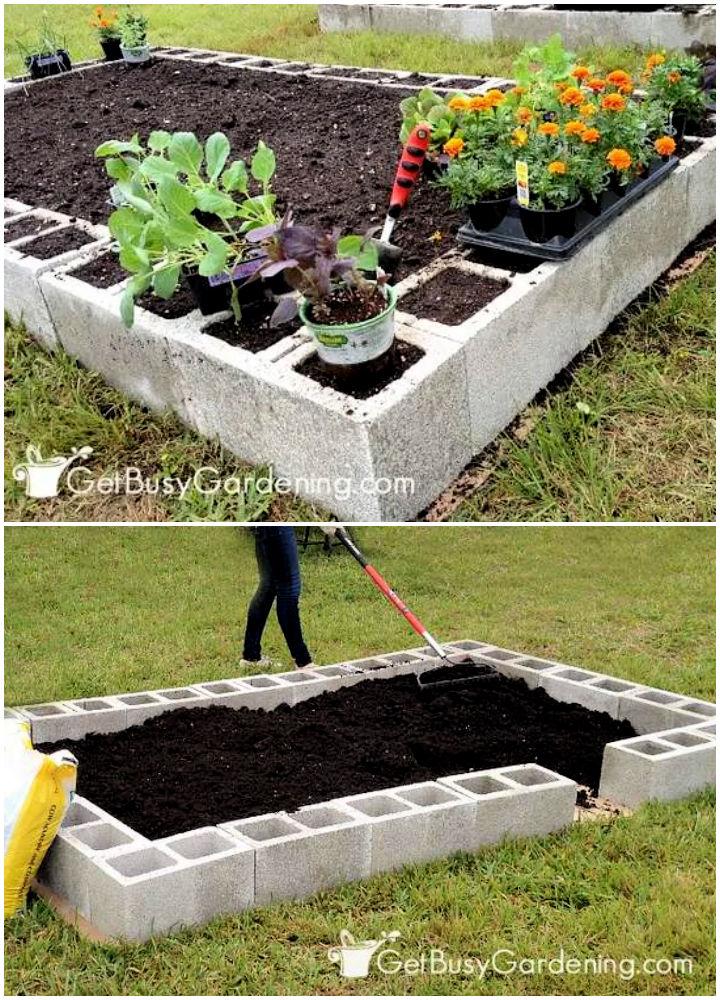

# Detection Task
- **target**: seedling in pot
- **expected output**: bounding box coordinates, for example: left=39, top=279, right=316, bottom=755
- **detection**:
left=95, top=132, right=279, bottom=326
left=15, top=14, right=72, bottom=80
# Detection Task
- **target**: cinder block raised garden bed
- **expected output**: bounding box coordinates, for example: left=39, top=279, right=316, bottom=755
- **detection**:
left=319, top=4, right=717, bottom=51
left=4, top=50, right=716, bottom=519
left=13, top=642, right=714, bottom=942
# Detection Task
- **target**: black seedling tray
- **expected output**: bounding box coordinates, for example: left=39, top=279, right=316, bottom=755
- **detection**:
left=458, top=154, right=680, bottom=262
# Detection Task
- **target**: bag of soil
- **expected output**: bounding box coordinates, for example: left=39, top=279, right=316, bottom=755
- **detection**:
left=3, top=719, right=77, bottom=917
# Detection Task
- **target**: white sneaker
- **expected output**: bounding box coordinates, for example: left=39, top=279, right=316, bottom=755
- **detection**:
left=241, top=657, right=273, bottom=669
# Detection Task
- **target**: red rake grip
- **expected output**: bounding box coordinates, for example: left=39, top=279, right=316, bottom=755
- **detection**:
left=364, top=565, right=428, bottom=637
left=388, top=123, right=431, bottom=217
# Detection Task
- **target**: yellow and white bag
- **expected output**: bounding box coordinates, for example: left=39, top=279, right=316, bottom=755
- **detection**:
left=3, top=719, right=78, bottom=917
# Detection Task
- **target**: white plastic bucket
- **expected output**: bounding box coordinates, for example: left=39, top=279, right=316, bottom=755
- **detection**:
left=299, top=285, right=396, bottom=366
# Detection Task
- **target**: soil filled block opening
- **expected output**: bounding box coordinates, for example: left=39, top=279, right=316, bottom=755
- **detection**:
left=399, top=268, right=510, bottom=326
left=39, top=673, right=638, bottom=839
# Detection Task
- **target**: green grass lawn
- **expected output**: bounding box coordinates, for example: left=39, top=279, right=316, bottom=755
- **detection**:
left=3, top=4, right=653, bottom=79
left=4, top=525, right=716, bottom=995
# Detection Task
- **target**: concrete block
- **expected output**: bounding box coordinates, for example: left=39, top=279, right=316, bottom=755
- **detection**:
left=16, top=700, right=85, bottom=744
left=51, top=696, right=129, bottom=738
left=114, top=690, right=202, bottom=727
left=440, top=764, right=577, bottom=842
left=617, top=688, right=707, bottom=736
left=338, top=782, right=477, bottom=874
left=318, top=4, right=371, bottom=32
left=226, top=673, right=298, bottom=711
left=222, top=805, right=371, bottom=904
left=599, top=732, right=716, bottom=809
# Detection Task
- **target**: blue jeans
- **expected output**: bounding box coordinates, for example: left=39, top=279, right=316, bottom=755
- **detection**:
left=242, top=527, right=312, bottom=667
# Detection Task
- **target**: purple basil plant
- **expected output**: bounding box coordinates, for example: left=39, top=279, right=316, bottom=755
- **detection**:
left=245, top=212, right=381, bottom=326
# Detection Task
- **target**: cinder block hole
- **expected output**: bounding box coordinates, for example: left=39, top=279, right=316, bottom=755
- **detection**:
left=158, top=689, right=196, bottom=700
left=280, top=672, right=314, bottom=684
left=635, top=690, right=683, bottom=705
left=663, top=732, right=709, bottom=748
left=681, top=702, right=715, bottom=717
left=353, top=659, right=387, bottom=670
left=385, top=653, right=420, bottom=664
left=452, top=641, right=484, bottom=651
left=166, top=830, right=232, bottom=859
left=235, top=816, right=300, bottom=841
left=246, top=676, right=278, bottom=688
left=107, top=847, right=176, bottom=878
left=698, top=722, right=716, bottom=734
left=63, top=801, right=100, bottom=827
left=314, top=667, right=345, bottom=677
left=398, top=784, right=459, bottom=807
left=204, top=682, right=238, bottom=694
left=27, top=704, right=66, bottom=717
left=517, top=659, right=553, bottom=671
left=349, top=795, right=411, bottom=818
left=502, top=767, right=556, bottom=786
left=556, top=669, right=594, bottom=682
left=482, top=649, right=517, bottom=661
left=119, top=693, right=158, bottom=706
left=629, top=740, right=672, bottom=756
left=456, top=775, right=511, bottom=796
left=294, top=806, right=351, bottom=829
left=73, top=823, right=134, bottom=851
left=76, top=699, right=112, bottom=711
left=591, top=679, right=634, bottom=692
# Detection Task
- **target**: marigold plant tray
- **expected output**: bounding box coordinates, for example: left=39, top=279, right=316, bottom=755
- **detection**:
left=458, top=154, right=680, bottom=262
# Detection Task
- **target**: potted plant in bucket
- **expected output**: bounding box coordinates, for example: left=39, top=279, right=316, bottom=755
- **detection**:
left=119, top=6, right=150, bottom=64
left=249, top=216, right=396, bottom=380
left=17, top=17, right=72, bottom=80
left=90, top=6, right=122, bottom=62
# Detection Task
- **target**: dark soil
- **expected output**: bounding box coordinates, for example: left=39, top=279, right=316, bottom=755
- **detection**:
left=400, top=268, right=509, bottom=325
left=418, top=661, right=499, bottom=684
left=3, top=60, right=462, bottom=281
left=686, top=116, right=717, bottom=139
left=202, top=299, right=302, bottom=351
left=136, top=282, right=198, bottom=319
left=308, top=285, right=387, bottom=325
left=296, top=340, right=425, bottom=399
left=4, top=215, right=55, bottom=241
left=18, top=226, right=95, bottom=260
left=440, top=77, right=489, bottom=90
left=68, top=250, right=127, bottom=288
left=40, top=671, right=636, bottom=839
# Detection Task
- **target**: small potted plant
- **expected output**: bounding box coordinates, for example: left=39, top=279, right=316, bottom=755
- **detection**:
left=118, top=6, right=150, bottom=64
left=519, top=147, right=584, bottom=243
left=644, top=52, right=707, bottom=142
left=249, top=216, right=396, bottom=380
left=95, top=131, right=281, bottom=325
left=90, top=6, right=122, bottom=62
left=17, top=16, right=72, bottom=80
left=436, top=150, right=516, bottom=231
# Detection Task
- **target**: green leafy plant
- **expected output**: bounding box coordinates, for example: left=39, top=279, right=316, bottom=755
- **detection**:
left=95, top=132, right=279, bottom=326
left=513, top=34, right=576, bottom=98
left=16, top=14, right=67, bottom=61
left=645, top=52, right=707, bottom=121
left=118, top=6, right=148, bottom=48
left=399, top=87, right=458, bottom=153
left=436, top=154, right=515, bottom=208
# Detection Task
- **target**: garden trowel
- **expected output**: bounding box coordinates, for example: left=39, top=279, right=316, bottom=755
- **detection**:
left=370, top=122, right=431, bottom=275
left=334, top=526, right=500, bottom=689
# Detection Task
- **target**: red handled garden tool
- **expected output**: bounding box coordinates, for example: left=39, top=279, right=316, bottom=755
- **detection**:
left=334, top=526, right=499, bottom=689
left=370, top=122, right=431, bottom=275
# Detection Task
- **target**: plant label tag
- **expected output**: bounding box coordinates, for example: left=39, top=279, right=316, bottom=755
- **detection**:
left=516, top=160, right=530, bottom=207
left=207, top=255, right=267, bottom=287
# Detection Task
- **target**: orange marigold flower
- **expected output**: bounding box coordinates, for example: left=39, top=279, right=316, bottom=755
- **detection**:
left=548, top=161, right=567, bottom=175
left=607, top=69, right=632, bottom=88
left=587, top=78, right=606, bottom=93
left=667, top=71, right=681, bottom=84
left=511, top=128, right=528, bottom=147
left=516, top=106, right=534, bottom=124
left=559, top=86, right=584, bottom=107
left=448, top=96, right=471, bottom=111
left=538, top=121, right=560, bottom=137
left=571, top=65, right=590, bottom=80
left=646, top=53, right=665, bottom=70
left=484, top=88, right=505, bottom=107
left=470, top=95, right=491, bottom=111
left=443, top=137, right=465, bottom=158
left=601, top=93, right=626, bottom=112
left=581, top=127, right=601, bottom=144
left=579, top=102, right=597, bottom=118
left=99, top=18, right=109, bottom=26
left=510, top=85, right=527, bottom=96
left=564, top=119, right=585, bottom=136
left=607, top=147, right=632, bottom=171
left=654, top=135, right=676, bottom=156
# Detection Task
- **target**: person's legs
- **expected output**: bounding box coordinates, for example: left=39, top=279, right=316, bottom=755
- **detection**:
left=265, top=528, right=313, bottom=668
left=242, top=531, right=277, bottom=662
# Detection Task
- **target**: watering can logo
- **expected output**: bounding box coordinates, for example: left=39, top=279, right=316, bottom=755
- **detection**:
left=328, top=928, right=401, bottom=978
left=12, top=444, right=93, bottom=499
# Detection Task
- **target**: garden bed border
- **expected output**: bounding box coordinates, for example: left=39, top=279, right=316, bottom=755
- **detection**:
left=7, top=640, right=714, bottom=941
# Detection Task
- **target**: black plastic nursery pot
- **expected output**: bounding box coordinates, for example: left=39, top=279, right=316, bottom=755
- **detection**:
left=183, top=256, right=271, bottom=316
left=518, top=198, right=583, bottom=244
left=468, top=191, right=515, bottom=232
left=100, top=37, right=123, bottom=61
left=25, top=49, right=71, bottom=80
